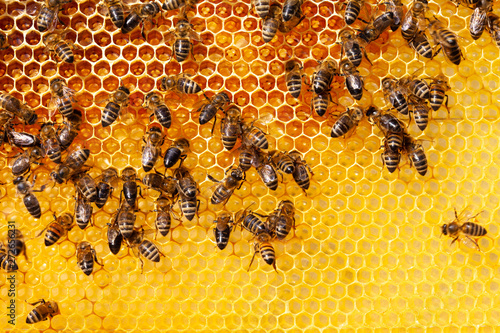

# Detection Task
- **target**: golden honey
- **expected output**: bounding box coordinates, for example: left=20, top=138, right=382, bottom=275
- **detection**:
left=1, top=0, right=500, bottom=331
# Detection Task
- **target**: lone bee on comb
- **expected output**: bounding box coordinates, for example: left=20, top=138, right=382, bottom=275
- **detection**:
left=77, top=241, right=103, bottom=276
left=26, top=299, right=60, bottom=324
left=442, top=207, right=490, bottom=251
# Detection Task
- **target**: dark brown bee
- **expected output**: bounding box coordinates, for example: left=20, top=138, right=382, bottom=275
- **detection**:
left=285, top=59, right=304, bottom=98
left=340, top=59, right=363, bottom=100
left=311, top=92, right=331, bottom=117
left=428, top=75, right=450, bottom=111
left=7, top=229, right=27, bottom=259
left=289, top=151, right=313, bottom=192
left=248, top=232, right=277, bottom=271
left=330, top=106, right=364, bottom=138
left=143, top=92, right=172, bottom=129
left=174, top=167, right=198, bottom=221
left=57, top=109, right=82, bottom=151
left=75, top=193, right=93, bottom=229
left=253, top=152, right=279, bottom=191
left=160, top=73, right=202, bottom=95
left=401, top=0, right=428, bottom=41
left=401, top=77, right=430, bottom=100
left=235, top=205, right=268, bottom=236
left=470, top=4, right=490, bottom=40
left=49, top=78, right=76, bottom=118
left=26, top=299, right=60, bottom=324
left=164, top=19, right=200, bottom=62
left=381, top=141, right=401, bottom=173
left=251, top=0, right=270, bottom=18
left=0, top=32, right=10, bottom=50
left=8, top=129, right=41, bottom=148
left=238, top=145, right=256, bottom=171
left=213, top=212, right=233, bottom=250
left=242, top=121, right=269, bottom=150
left=12, top=146, right=45, bottom=176
left=220, top=106, right=242, bottom=151
left=409, top=95, right=430, bottom=131
left=382, top=78, right=408, bottom=115
left=278, top=5, right=305, bottom=33
left=96, top=167, right=119, bottom=208
left=270, top=151, right=295, bottom=174
left=0, top=94, right=37, bottom=125
left=267, top=200, right=295, bottom=240
left=39, top=213, right=74, bottom=246
left=40, top=122, right=62, bottom=164
left=117, top=202, right=137, bottom=239
left=164, top=138, right=190, bottom=169
left=102, top=0, right=125, bottom=29
left=154, top=196, right=175, bottom=237
left=142, top=172, right=178, bottom=197
left=428, top=18, right=463, bottom=65
left=107, top=217, right=123, bottom=255
left=142, top=126, right=165, bottom=172
left=487, top=12, right=500, bottom=47
left=51, top=147, right=90, bottom=184
left=385, top=131, right=404, bottom=152
left=409, top=31, right=434, bottom=59
left=195, top=92, right=231, bottom=130
left=36, top=0, right=71, bottom=32
left=121, top=1, right=160, bottom=38
left=43, top=31, right=75, bottom=64
left=403, top=134, right=428, bottom=176
left=14, top=175, right=45, bottom=219
left=452, top=0, right=479, bottom=8
left=77, top=241, right=103, bottom=276
left=162, top=0, right=198, bottom=14
left=0, top=111, right=13, bottom=146
left=366, top=107, right=405, bottom=134
left=208, top=165, right=245, bottom=205
left=101, top=86, right=130, bottom=127
left=76, top=172, right=98, bottom=203
left=385, top=0, right=404, bottom=31
left=344, top=0, right=364, bottom=25
left=0, top=244, right=18, bottom=271
left=356, top=12, right=394, bottom=44
left=262, top=3, right=282, bottom=43
left=121, top=167, right=141, bottom=208
left=442, top=208, right=488, bottom=251
left=338, top=29, right=366, bottom=67
left=312, top=59, right=338, bottom=94
left=126, top=227, right=163, bottom=271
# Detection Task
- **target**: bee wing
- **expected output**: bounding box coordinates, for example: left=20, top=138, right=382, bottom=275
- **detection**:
left=190, top=99, right=208, bottom=113
left=454, top=205, right=477, bottom=222
left=164, top=30, right=176, bottom=44
left=95, top=95, right=109, bottom=106
left=48, top=96, right=60, bottom=117
left=188, top=30, right=201, bottom=41
left=459, top=236, right=481, bottom=251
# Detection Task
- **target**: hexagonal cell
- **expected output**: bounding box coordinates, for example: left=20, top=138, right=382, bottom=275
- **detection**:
left=85, top=45, right=103, bottom=62
left=84, top=75, right=102, bottom=93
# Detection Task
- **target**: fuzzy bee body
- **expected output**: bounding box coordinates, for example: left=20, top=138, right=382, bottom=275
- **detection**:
left=221, top=106, right=242, bottom=151
left=42, top=213, right=74, bottom=246
left=213, top=212, right=233, bottom=250
left=26, top=300, right=60, bottom=324
left=77, top=242, right=101, bottom=275
left=330, top=107, right=364, bottom=138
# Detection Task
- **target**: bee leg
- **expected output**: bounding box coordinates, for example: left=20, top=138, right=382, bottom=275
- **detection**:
left=141, top=22, right=146, bottom=40
left=210, top=114, right=217, bottom=135
left=247, top=245, right=259, bottom=272
left=92, top=249, right=104, bottom=266
left=207, top=174, right=221, bottom=183
left=178, top=154, right=187, bottom=168
left=26, top=299, right=45, bottom=306
left=444, top=94, right=450, bottom=114
left=466, top=236, right=481, bottom=251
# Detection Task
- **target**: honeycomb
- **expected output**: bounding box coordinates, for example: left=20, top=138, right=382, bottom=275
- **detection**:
left=1, top=0, right=500, bottom=330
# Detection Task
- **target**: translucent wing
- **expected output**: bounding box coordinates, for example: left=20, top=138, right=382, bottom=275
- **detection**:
left=188, top=29, right=200, bottom=41
left=164, top=30, right=176, bottom=44
left=459, top=236, right=481, bottom=251
left=48, top=96, right=60, bottom=117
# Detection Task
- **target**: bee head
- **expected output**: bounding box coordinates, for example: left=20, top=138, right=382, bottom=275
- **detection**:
left=365, top=106, right=379, bottom=118
left=118, top=86, right=130, bottom=95
left=441, top=224, right=448, bottom=236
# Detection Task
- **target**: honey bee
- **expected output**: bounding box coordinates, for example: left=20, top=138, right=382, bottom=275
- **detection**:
left=366, top=106, right=405, bottom=134
left=311, top=92, right=331, bottom=117
left=126, top=227, right=163, bottom=271
left=428, top=75, right=450, bottom=111
left=14, top=175, right=45, bottom=219
left=289, top=151, right=313, bottom=192
left=408, top=95, right=430, bottom=131
left=101, top=0, right=126, bottom=29
left=238, top=145, right=256, bottom=171
left=107, top=217, right=123, bottom=255
left=75, top=192, right=93, bottom=229
left=121, top=1, right=160, bottom=38
left=77, top=241, right=103, bottom=276
left=267, top=200, right=295, bottom=240
left=338, top=29, right=368, bottom=67
left=340, top=59, right=364, bottom=101
left=253, top=151, right=279, bottom=191
left=164, top=19, right=200, bottom=63
left=0, top=32, right=10, bottom=50
left=121, top=167, right=141, bottom=208
left=356, top=12, right=394, bottom=44
left=401, top=0, right=428, bottom=41
left=160, top=73, right=202, bottom=95
left=208, top=165, right=245, bottom=205
left=400, top=76, right=430, bottom=100
left=285, top=59, right=304, bottom=98
left=174, top=167, right=198, bottom=221
left=220, top=105, right=242, bottom=151
left=403, top=134, right=428, bottom=176
left=0, top=111, right=13, bottom=146
left=154, top=196, right=175, bottom=237
left=48, top=78, right=75, bottom=118
left=278, top=6, right=305, bottom=33
left=142, top=126, right=165, bottom=172
left=143, top=92, right=172, bottom=129
left=36, top=0, right=71, bottom=32
left=0, top=93, right=38, bottom=125
left=381, top=141, right=401, bottom=173
left=57, top=109, right=82, bottom=150
left=251, top=0, right=270, bottom=19
left=40, top=122, right=62, bottom=164
left=39, top=213, right=74, bottom=246
left=0, top=244, right=18, bottom=271
left=143, top=172, right=179, bottom=197
left=213, top=212, right=233, bottom=250
left=487, top=12, right=500, bottom=47
left=384, top=131, right=404, bottom=152
left=195, top=92, right=231, bottom=131
left=162, top=0, right=198, bottom=13
left=75, top=172, right=98, bottom=203
left=8, top=129, right=41, bottom=149
left=442, top=207, right=488, bottom=251
left=382, top=78, right=408, bottom=115
left=270, top=151, right=295, bottom=174
left=262, top=3, right=281, bottom=43
left=330, top=106, right=364, bottom=138
left=385, top=0, right=404, bottom=31
left=163, top=138, right=190, bottom=169
left=409, top=31, right=434, bottom=59
left=235, top=205, right=268, bottom=236
left=248, top=232, right=277, bottom=272
left=427, top=18, right=463, bottom=65
left=11, top=146, right=45, bottom=176
left=344, top=0, right=365, bottom=25
left=26, top=299, right=60, bottom=324
left=43, top=31, right=76, bottom=64
left=241, top=120, right=269, bottom=150
left=101, top=86, right=130, bottom=127
left=312, top=59, right=338, bottom=94
left=96, top=167, right=118, bottom=208
left=51, top=147, right=90, bottom=184
left=283, top=0, right=303, bottom=22
left=117, top=202, right=137, bottom=239
left=7, top=229, right=27, bottom=259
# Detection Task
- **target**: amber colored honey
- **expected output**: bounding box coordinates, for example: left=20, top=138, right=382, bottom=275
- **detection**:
left=1, top=0, right=500, bottom=331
